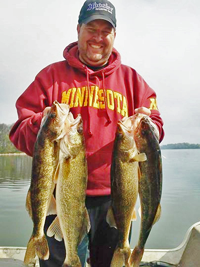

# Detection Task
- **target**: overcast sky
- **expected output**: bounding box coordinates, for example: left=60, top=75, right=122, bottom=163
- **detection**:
left=1, top=0, right=200, bottom=145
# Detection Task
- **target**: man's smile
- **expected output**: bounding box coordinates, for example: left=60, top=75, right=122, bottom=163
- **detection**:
left=89, top=43, right=103, bottom=50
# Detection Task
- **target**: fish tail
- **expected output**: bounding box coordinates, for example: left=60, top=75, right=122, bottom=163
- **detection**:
left=24, top=235, right=49, bottom=264
left=62, top=254, right=81, bottom=267
left=129, top=246, right=144, bottom=267
left=35, top=235, right=49, bottom=260
left=24, top=237, right=36, bottom=265
left=111, top=246, right=131, bottom=267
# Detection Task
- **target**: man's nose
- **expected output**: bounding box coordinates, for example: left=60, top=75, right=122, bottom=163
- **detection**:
left=93, top=31, right=103, bottom=42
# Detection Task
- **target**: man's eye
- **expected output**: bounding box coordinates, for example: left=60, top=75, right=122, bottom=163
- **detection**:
left=103, top=31, right=111, bottom=36
left=88, top=28, right=96, bottom=33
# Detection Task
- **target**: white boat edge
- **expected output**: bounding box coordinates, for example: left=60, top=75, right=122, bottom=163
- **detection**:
left=1, top=221, right=200, bottom=267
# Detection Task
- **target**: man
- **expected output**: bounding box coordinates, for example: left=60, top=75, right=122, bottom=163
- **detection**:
left=10, top=0, right=164, bottom=266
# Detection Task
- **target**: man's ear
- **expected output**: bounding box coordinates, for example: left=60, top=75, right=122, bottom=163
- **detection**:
left=77, top=24, right=81, bottom=34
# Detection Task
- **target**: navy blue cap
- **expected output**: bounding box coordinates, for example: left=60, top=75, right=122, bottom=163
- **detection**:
left=78, top=0, right=116, bottom=28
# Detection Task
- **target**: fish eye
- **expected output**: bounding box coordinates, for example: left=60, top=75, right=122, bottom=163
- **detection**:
left=50, top=112, right=56, bottom=119
left=77, top=126, right=83, bottom=134
left=117, top=132, right=123, bottom=139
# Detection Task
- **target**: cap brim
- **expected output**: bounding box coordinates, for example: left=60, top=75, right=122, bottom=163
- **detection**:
left=81, top=15, right=116, bottom=28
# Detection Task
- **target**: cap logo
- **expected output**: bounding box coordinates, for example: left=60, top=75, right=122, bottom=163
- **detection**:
left=87, top=2, right=113, bottom=14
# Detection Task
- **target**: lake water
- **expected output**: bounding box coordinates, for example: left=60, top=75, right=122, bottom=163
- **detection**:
left=0, top=149, right=200, bottom=249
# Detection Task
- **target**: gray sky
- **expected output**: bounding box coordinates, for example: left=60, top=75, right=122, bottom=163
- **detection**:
left=1, top=0, right=200, bottom=145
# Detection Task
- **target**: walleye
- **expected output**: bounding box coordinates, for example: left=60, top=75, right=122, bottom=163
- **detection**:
left=47, top=113, right=90, bottom=267
left=24, top=101, right=70, bottom=265
left=129, top=114, right=162, bottom=267
left=107, top=116, right=146, bottom=267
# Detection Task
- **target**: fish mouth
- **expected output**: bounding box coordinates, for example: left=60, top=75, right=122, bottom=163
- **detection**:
left=52, top=101, right=71, bottom=140
left=137, top=116, right=152, bottom=130
left=119, top=114, right=147, bottom=134
left=52, top=101, right=83, bottom=143
left=53, top=101, right=70, bottom=117
left=118, top=117, right=134, bottom=134
left=53, top=101, right=82, bottom=129
left=137, top=116, right=159, bottom=140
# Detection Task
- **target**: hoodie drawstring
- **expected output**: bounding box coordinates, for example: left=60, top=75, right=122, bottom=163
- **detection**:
left=102, top=71, right=111, bottom=125
left=86, top=69, right=92, bottom=137
left=86, top=68, right=112, bottom=137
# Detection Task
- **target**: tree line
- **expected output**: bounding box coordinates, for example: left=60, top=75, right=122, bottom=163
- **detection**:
left=0, top=123, right=200, bottom=153
left=0, top=124, right=20, bottom=153
left=161, top=143, right=200, bottom=149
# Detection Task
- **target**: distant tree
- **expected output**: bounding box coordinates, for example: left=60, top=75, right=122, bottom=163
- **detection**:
left=0, top=124, right=20, bottom=153
left=161, top=143, right=200, bottom=149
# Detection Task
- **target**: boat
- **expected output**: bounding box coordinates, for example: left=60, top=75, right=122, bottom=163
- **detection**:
left=1, top=221, right=200, bottom=267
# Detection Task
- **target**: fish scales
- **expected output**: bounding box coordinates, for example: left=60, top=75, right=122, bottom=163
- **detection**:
left=48, top=114, right=90, bottom=267
left=107, top=116, right=146, bottom=267
left=24, top=101, right=70, bottom=265
left=129, top=115, right=162, bottom=267
left=30, top=138, right=59, bottom=233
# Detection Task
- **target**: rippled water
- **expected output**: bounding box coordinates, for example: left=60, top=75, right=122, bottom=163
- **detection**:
left=0, top=150, right=200, bottom=249
left=0, top=155, right=32, bottom=247
left=131, top=149, right=200, bottom=249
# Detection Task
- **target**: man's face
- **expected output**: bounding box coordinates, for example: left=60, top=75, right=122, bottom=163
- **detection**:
left=77, top=19, right=116, bottom=67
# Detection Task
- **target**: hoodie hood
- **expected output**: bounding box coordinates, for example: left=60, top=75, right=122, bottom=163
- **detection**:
left=63, top=41, right=121, bottom=136
left=63, top=41, right=121, bottom=77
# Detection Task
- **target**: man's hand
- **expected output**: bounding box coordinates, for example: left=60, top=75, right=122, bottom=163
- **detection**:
left=134, top=107, right=159, bottom=140
left=134, top=107, right=151, bottom=116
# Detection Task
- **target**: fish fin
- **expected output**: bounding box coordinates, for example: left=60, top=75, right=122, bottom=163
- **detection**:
left=47, top=216, right=63, bottom=242
left=129, top=246, right=144, bottom=267
left=78, top=208, right=91, bottom=244
left=133, top=153, right=147, bottom=162
left=131, top=208, right=137, bottom=221
left=47, top=195, right=57, bottom=215
left=53, top=163, right=60, bottom=183
left=24, top=235, right=49, bottom=264
left=25, top=189, right=32, bottom=218
left=153, top=204, right=161, bottom=225
left=111, top=246, right=131, bottom=267
left=106, top=207, right=117, bottom=229
left=60, top=136, right=71, bottom=158
left=84, top=208, right=91, bottom=233
left=138, top=166, right=142, bottom=181
left=129, top=152, right=147, bottom=162
left=138, top=205, right=141, bottom=218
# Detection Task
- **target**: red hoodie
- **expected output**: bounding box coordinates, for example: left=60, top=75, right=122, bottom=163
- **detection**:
left=9, top=42, right=164, bottom=196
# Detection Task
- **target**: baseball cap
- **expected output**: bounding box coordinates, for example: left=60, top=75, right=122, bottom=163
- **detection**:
left=78, top=0, right=116, bottom=28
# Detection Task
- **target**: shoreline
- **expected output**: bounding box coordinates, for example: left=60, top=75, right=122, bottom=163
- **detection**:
left=0, top=152, right=27, bottom=156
